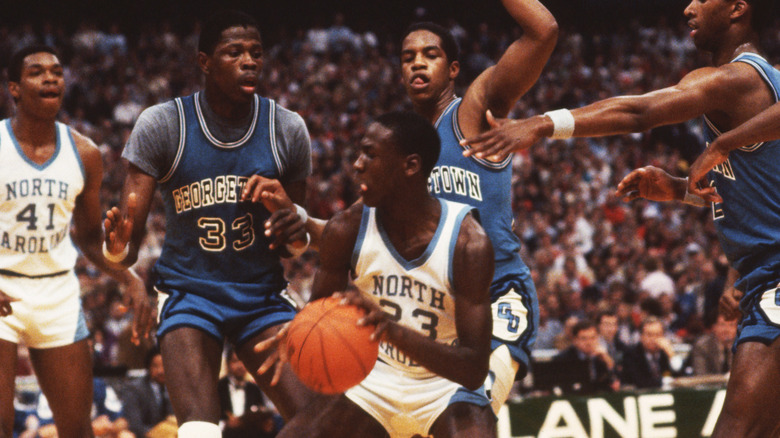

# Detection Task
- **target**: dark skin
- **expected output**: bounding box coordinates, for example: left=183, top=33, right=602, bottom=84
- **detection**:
left=104, top=25, right=312, bottom=425
left=259, top=122, right=495, bottom=437
left=401, top=0, right=557, bottom=144
left=462, top=0, right=773, bottom=164
left=616, top=163, right=780, bottom=438
left=0, top=51, right=150, bottom=438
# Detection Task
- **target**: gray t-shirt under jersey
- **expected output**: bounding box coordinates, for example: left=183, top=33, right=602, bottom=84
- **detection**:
left=122, top=92, right=311, bottom=183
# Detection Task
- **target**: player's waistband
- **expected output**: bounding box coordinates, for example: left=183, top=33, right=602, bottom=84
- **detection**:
left=0, top=269, right=70, bottom=279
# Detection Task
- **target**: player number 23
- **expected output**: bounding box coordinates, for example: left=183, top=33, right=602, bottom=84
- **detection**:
left=197, top=214, right=255, bottom=251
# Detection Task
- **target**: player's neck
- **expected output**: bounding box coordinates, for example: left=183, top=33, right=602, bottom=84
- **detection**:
left=712, top=35, right=760, bottom=66
left=377, top=195, right=440, bottom=256
left=413, top=91, right=457, bottom=125
left=202, top=87, right=254, bottom=121
left=11, top=114, right=57, bottom=150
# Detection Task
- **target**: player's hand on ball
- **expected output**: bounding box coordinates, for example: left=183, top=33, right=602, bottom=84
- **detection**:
left=334, top=291, right=390, bottom=342
left=254, top=322, right=291, bottom=386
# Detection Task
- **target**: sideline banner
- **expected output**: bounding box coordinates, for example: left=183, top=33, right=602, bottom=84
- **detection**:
left=497, top=386, right=726, bottom=438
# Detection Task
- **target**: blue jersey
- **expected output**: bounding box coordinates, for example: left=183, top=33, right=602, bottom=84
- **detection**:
left=431, top=98, right=530, bottom=287
left=702, top=53, right=780, bottom=295
left=153, top=93, right=286, bottom=305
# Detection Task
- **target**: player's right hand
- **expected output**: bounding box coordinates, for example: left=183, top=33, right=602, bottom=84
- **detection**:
left=241, top=175, right=294, bottom=213
left=104, top=192, right=137, bottom=259
left=461, top=111, right=543, bottom=162
left=719, top=287, right=743, bottom=321
left=255, top=322, right=291, bottom=386
left=615, top=166, right=680, bottom=202
left=0, top=290, right=20, bottom=317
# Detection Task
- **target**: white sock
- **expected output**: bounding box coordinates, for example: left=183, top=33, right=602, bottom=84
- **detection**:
left=178, top=421, right=221, bottom=438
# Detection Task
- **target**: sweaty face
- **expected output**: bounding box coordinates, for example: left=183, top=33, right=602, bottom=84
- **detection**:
left=203, top=26, right=264, bottom=103
left=353, top=122, right=404, bottom=207
left=400, top=30, right=455, bottom=104
left=684, top=0, right=732, bottom=52
left=12, top=52, right=64, bottom=119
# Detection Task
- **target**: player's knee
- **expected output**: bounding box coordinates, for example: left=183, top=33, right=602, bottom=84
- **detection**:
left=178, top=421, right=221, bottom=438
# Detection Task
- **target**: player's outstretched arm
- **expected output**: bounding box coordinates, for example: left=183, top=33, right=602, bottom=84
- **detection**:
left=461, top=0, right=557, bottom=124
left=463, top=63, right=750, bottom=161
left=71, top=135, right=155, bottom=343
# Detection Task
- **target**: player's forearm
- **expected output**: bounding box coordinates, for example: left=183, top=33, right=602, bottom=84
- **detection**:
left=502, top=0, right=557, bottom=42
left=712, top=103, right=780, bottom=153
left=385, top=323, right=489, bottom=389
left=305, top=217, right=327, bottom=251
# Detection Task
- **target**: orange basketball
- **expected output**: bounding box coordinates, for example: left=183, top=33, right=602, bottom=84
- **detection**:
left=286, top=296, right=380, bottom=394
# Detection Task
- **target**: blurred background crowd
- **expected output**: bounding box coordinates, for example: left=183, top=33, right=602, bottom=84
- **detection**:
left=3, top=1, right=780, bottom=436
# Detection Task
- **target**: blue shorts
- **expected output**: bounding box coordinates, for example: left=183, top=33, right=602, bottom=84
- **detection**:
left=156, top=286, right=298, bottom=348
left=489, top=273, right=538, bottom=375
left=737, top=283, right=780, bottom=346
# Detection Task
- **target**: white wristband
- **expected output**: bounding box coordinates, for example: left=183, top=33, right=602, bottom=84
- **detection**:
left=285, top=232, right=311, bottom=258
left=683, top=177, right=707, bottom=207
left=294, top=203, right=309, bottom=224
left=102, top=241, right=129, bottom=263
left=543, top=108, right=575, bottom=139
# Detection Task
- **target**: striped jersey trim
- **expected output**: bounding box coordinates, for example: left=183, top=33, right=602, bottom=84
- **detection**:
left=193, top=92, right=259, bottom=148
left=158, top=98, right=188, bottom=183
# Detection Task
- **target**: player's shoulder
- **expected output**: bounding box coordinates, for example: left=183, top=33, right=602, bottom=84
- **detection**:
left=455, top=209, right=492, bottom=259
left=273, top=103, right=307, bottom=130
left=136, top=100, right=178, bottom=124
left=67, top=125, right=101, bottom=164
left=327, top=201, right=365, bottom=234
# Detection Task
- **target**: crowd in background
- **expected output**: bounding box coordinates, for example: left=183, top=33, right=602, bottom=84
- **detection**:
left=4, top=9, right=780, bottom=436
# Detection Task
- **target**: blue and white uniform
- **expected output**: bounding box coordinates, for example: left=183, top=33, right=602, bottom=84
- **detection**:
left=702, top=52, right=780, bottom=345
left=0, top=120, right=89, bottom=348
left=123, top=92, right=311, bottom=347
left=345, top=199, right=490, bottom=438
left=432, top=98, right=538, bottom=411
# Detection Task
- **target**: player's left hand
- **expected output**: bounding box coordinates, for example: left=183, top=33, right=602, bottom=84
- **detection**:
left=687, top=146, right=727, bottom=203
left=461, top=110, right=543, bottom=162
left=334, top=291, right=389, bottom=342
left=265, top=208, right=307, bottom=251
left=255, top=322, right=290, bottom=386
left=104, top=193, right=137, bottom=261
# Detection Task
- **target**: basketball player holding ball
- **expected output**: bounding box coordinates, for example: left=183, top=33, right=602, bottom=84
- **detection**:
left=258, top=111, right=496, bottom=438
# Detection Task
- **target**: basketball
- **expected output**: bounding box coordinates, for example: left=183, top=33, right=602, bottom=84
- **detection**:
left=286, top=296, right=380, bottom=394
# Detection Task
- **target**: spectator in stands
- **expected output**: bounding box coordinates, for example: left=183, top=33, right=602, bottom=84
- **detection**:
left=551, top=320, right=618, bottom=394
left=688, top=315, right=737, bottom=376
left=219, top=349, right=280, bottom=438
left=121, top=348, right=172, bottom=437
left=596, top=310, right=628, bottom=374
left=621, top=317, right=674, bottom=389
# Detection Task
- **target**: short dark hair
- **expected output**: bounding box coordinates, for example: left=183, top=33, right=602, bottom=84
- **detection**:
left=572, top=320, right=596, bottom=338
left=403, top=22, right=460, bottom=63
left=144, top=345, right=162, bottom=371
left=198, top=9, right=260, bottom=55
left=375, top=111, right=441, bottom=177
left=7, top=45, right=59, bottom=83
left=596, top=310, right=617, bottom=325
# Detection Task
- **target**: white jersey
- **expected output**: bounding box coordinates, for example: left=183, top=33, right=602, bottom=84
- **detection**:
left=351, top=199, right=473, bottom=378
left=0, top=120, right=83, bottom=277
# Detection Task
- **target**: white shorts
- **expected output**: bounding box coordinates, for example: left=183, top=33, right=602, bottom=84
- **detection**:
left=345, top=360, right=490, bottom=438
left=0, top=271, right=88, bottom=348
